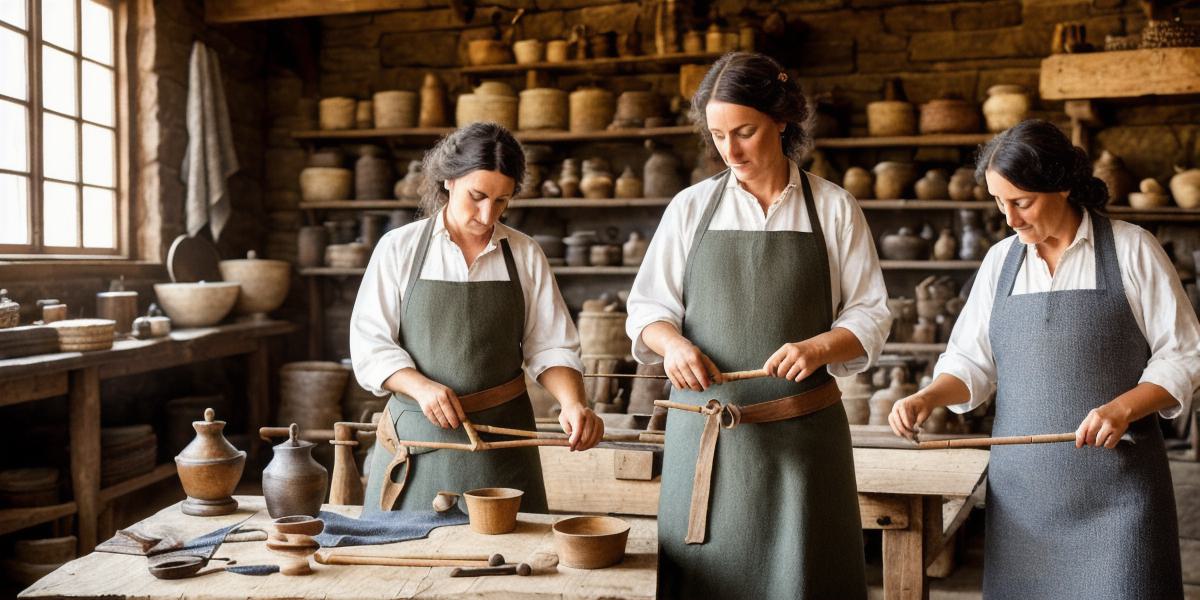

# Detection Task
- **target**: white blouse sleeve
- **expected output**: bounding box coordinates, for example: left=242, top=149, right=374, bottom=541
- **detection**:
left=516, top=239, right=585, bottom=378
left=349, top=229, right=418, bottom=397
left=1123, top=227, right=1200, bottom=419
left=933, top=237, right=1010, bottom=414
left=825, top=189, right=893, bottom=376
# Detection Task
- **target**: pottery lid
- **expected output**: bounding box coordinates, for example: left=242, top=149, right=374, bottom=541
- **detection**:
left=166, top=234, right=222, bottom=284
left=176, top=408, right=246, bottom=464
left=274, top=423, right=316, bottom=451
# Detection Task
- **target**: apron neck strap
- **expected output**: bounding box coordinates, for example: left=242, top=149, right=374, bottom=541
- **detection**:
left=799, top=169, right=824, bottom=248
left=499, top=237, right=519, bottom=284
left=404, top=211, right=440, bottom=304
left=995, top=209, right=1116, bottom=301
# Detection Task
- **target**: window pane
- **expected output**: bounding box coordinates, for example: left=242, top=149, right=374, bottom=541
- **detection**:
left=42, top=46, right=77, bottom=116
left=0, top=100, right=27, bottom=172
left=81, top=62, right=113, bottom=125
left=43, top=112, right=78, bottom=181
left=81, top=0, right=113, bottom=65
left=43, top=181, right=79, bottom=247
left=0, top=27, right=27, bottom=100
left=82, top=186, right=114, bottom=247
left=41, top=0, right=76, bottom=51
left=0, top=174, right=30, bottom=244
left=0, top=0, right=26, bottom=30
left=82, top=123, right=113, bottom=186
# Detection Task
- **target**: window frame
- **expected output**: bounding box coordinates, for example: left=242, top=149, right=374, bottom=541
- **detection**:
left=0, top=0, right=130, bottom=259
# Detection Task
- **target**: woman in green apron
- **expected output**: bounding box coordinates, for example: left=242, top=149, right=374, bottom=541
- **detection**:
left=350, top=122, right=604, bottom=513
left=889, top=119, right=1195, bottom=598
left=626, top=52, right=892, bottom=599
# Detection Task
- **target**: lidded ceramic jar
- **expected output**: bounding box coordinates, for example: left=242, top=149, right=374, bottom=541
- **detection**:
left=982, top=85, right=1030, bottom=133
left=175, top=408, right=247, bottom=516
left=262, top=424, right=329, bottom=518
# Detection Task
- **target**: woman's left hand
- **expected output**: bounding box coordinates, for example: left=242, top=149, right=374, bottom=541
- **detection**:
left=559, top=403, right=605, bottom=451
left=1075, top=401, right=1133, bottom=449
left=763, top=340, right=826, bottom=382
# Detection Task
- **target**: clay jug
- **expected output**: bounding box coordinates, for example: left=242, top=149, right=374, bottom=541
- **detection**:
left=915, top=169, right=949, bottom=200
left=959, top=210, right=989, bottom=260
left=643, top=141, right=683, bottom=198
left=808, top=150, right=839, bottom=184
left=355, top=145, right=393, bottom=200
left=262, top=424, right=329, bottom=518
left=933, top=228, right=957, bottom=261
left=419, top=73, right=448, bottom=127
left=843, top=167, right=873, bottom=200
left=559, top=159, right=581, bottom=198
left=1092, top=150, right=1134, bottom=205
left=948, top=168, right=976, bottom=202
left=623, top=231, right=649, bottom=266
left=175, top=408, right=246, bottom=516
left=396, top=160, right=424, bottom=200
left=580, top=158, right=614, bottom=199
left=1170, top=166, right=1200, bottom=209
left=837, top=372, right=872, bottom=425
left=614, top=166, right=643, bottom=199
left=880, top=227, right=927, bottom=260
left=868, top=367, right=910, bottom=426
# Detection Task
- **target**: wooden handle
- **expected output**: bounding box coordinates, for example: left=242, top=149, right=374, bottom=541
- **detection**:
left=720, top=369, right=769, bottom=382
left=917, top=432, right=1076, bottom=449
left=314, top=551, right=503, bottom=568
left=449, top=564, right=530, bottom=577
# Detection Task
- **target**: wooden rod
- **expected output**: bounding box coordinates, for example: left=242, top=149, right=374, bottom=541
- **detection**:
left=583, top=368, right=769, bottom=382
left=483, top=439, right=572, bottom=449
left=916, top=432, right=1076, bottom=449
left=653, top=400, right=717, bottom=414
left=472, top=424, right=567, bottom=439
left=314, top=550, right=502, bottom=568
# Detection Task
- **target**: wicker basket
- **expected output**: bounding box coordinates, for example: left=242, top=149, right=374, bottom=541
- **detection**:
left=919, top=98, right=981, bottom=135
left=456, top=93, right=518, bottom=131
left=0, top=290, right=17, bottom=329
left=569, top=88, right=615, bottom=133
left=373, top=90, right=418, bottom=128
left=513, top=39, right=544, bottom=64
left=578, top=310, right=631, bottom=359
left=613, top=91, right=661, bottom=128
left=318, top=97, right=356, bottom=130
left=867, top=100, right=916, bottom=136
left=1141, top=20, right=1200, bottom=49
left=519, top=88, right=568, bottom=130
left=355, top=146, right=394, bottom=200
left=325, top=242, right=370, bottom=268
left=355, top=100, right=373, bottom=129
left=279, top=362, right=349, bottom=432
left=48, top=319, right=115, bottom=352
left=300, top=167, right=353, bottom=202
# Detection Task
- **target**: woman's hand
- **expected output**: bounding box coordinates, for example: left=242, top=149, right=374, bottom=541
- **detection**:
left=888, top=393, right=934, bottom=440
left=1076, top=402, right=1133, bottom=449
left=662, top=336, right=722, bottom=391
left=559, top=403, right=605, bottom=451
left=763, top=340, right=826, bottom=382
left=408, top=377, right=466, bottom=429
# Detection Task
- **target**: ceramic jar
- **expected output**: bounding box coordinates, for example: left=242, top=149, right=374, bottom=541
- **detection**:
left=419, top=73, right=448, bottom=127
left=355, top=145, right=393, bottom=200
left=982, top=85, right=1030, bottom=133
left=614, top=167, right=643, bottom=199
left=933, top=229, right=958, bottom=261
left=880, top=227, right=927, bottom=260
left=1171, top=166, right=1200, bottom=209
left=395, top=160, right=424, bottom=200
left=873, top=161, right=917, bottom=200
left=843, top=167, right=873, bottom=200
left=590, top=244, right=622, bottom=266
left=580, top=158, right=614, bottom=199
left=564, top=230, right=597, bottom=267
left=175, top=408, right=246, bottom=516
left=1092, top=150, right=1134, bottom=205
left=837, top=372, right=872, bottom=425
left=949, top=168, right=976, bottom=202
left=262, top=424, right=329, bottom=518
left=959, top=210, right=989, bottom=260
left=808, top=151, right=839, bottom=184
left=915, top=169, right=949, bottom=200
left=623, top=231, right=649, bottom=266
left=643, top=141, right=683, bottom=198
left=559, top=159, right=581, bottom=198
left=868, top=367, right=912, bottom=426
left=533, top=235, right=565, bottom=263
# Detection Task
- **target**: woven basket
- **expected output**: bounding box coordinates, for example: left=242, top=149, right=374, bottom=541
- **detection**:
left=513, top=39, right=544, bottom=64
left=613, top=91, right=661, bottom=128
left=679, top=65, right=708, bottom=101
left=519, top=88, right=568, bottom=130
left=456, top=93, right=518, bottom=131
left=48, top=319, right=115, bottom=352
left=0, top=290, right=18, bottom=329
left=280, top=362, right=349, bottom=431
left=569, top=88, right=615, bottom=133
left=325, top=242, right=370, bottom=268
left=318, top=97, right=356, bottom=130
left=355, top=147, right=394, bottom=200
left=578, top=310, right=631, bottom=358
left=300, top=167, right=353, bottom=202
left=355, top=100, right=373, bottom=129
left=1142, top=20, right=1200, bottom=49
left=867, top=100, right=916, bottom=136
left=373, top=91, right=418, bottom=128
left=919, top=98, right=981, bottom=135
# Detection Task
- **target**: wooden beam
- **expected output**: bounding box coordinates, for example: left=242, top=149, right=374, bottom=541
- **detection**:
left=70, top=367, right=101, bottom=554
left=0, top=372, right=68, bottom=406
left=882, top=495, right=939, bottom=600
left=1040, top=48, right=1200, bottom=101
left=247, top=343, right=271, bottom=461
left=205, top=0, right=423, bottom=23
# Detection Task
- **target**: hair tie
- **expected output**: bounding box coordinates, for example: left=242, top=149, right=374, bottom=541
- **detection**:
left=777, top=72, right=788, bottom=83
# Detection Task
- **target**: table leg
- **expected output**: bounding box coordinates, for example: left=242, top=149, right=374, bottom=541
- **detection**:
left=69, top=367, right=100, bottom=554
left=881, top=495, right=940, bottom=600
left=247, top=342, right=270, bottom=461
left=307, top=276, right=323, bottom=359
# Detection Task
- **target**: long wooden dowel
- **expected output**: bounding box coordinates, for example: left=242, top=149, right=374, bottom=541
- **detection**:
left=583, top=369, right=770, bottom=382
left=653, top=400, right=718, bottom=415
left=916, top=432, right=1076, bottom=449
left=472, top=424, right=568, bottom=439
left=314, top=550, right=503, bottom=568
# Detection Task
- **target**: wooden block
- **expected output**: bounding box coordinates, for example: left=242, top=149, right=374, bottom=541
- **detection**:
left=859, top=493, right=909, bottom=530
left=613, top=450, right=654, bottom=481
left=540, top=446, right=659, bottom=516
left=1040, top=48, right=1200, bottom=100
left=0, top=373, right=68, bottom=406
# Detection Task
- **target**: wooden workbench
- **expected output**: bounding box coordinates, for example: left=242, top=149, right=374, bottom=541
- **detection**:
left=19, top=496, right=658, bottom=600
left=0, top=320, right=296, bottom=555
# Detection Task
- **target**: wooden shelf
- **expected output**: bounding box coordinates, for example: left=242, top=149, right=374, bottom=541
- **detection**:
left=299, top=198, right=673, bottom=211
left=1107, top=205, right=1200, bottom=222
left=0, top=502, right=77, bottom=536
left=1040, top=48, right=1200, bottom=101
left=815, top=134, right=993, bottom=149
left=301, top=200, right=419, bottom=210
left=300, top=267, right=365, bottom=276
left=859, top=200, right=994, bottom=210
left=880, top=260, right=982, bottom=270
left=883, top=342, right=948, bottom=354
left=460, top=52, right=723, bottom=75
left=551, top=266, right=639, bottom=275
left=99, top=463, right=178, bottom=504
left=292, top=126, right=693, bottom=144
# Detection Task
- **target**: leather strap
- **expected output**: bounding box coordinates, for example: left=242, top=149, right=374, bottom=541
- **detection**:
left=374, top=374, right=527, bottom=511
left=662, top=379, right=843, bottom=544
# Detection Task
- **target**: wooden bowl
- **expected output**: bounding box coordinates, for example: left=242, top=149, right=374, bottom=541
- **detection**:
left=153, top=282, right=240, bottom=328
left=273, top=516, right=325, bottom=537
left=552, top=515, right=629, bottom=569
left=463, top=487, right=523, bottom=535
left=218, top=252, right=291, bottom=319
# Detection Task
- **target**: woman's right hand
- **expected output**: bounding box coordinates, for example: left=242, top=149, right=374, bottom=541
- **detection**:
left=409, top=377, right=467, bottom=429
left=888, top=393, right=933, bottom=441
left=662, top=336, right=722, bottom=391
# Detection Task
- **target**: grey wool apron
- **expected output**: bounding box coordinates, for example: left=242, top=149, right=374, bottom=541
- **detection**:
left=362, top=214, right=549, bottom=514
left=657, top=171, right=867, bottom=599
left=985, top=213, right=1181, bottom=599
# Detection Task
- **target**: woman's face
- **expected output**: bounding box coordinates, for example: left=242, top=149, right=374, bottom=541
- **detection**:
left=985, top=170, right=1073, bottom=245
left=444, top=169, right=516, bottom=237
left=704, top=100, right=787, bottom=180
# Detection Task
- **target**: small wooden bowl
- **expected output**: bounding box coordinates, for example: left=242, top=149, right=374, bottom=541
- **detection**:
left=273, top=516, right=324, bottom=537
left=463, top=488, right=523, bottom=535
left=552, top=515, right=629, bottom=569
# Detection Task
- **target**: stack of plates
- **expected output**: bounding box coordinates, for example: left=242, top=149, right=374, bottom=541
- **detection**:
left=0, top=468, right=60, bottom=508
left=48, top=319, right=116, bottom=352
left=101, top=425, right=157, bottom=487
left=0, top=325, right=59, bottom=359
left=1, top=535, right=76, bottom=587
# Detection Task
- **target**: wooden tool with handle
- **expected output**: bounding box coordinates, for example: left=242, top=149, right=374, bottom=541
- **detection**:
left=314, top=551, right=505, bottom=568
left=915, top=432, right=1134, bottom=449
left=450, top=564, right=532, bottom=577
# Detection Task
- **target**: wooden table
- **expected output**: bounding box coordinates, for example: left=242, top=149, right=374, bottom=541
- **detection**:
left=19, top=496, right=658, bottom=600
left=0, top=320, right=295, bottom=555
left=539, top=443, right=989, bottom=600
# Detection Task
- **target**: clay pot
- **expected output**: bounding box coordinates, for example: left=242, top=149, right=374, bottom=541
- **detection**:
left=1129, top=178, right=1169, bottom=209
left=613, top=91, right=661, bottom=128
left=463, top=488, right=523, bottom=534
left=545, top=40, right=569, bottom=63
left=615, top=167, right=643, bottom=199
left=467, top=39, right=512, bottom=66
left=837, top=373, right=872, bottom=425
left=96, top=290, right=137, bottom=336
left=373, top=91, right=418, bottom=129
left=564, top=230, right=596, bottom=267
left=843, top=167, right=873, bottom=200
left=559, top=159, right=581, bottom=198
left=868, top=367, right=912, bottom=426
left=419, top=73, right=448, bottom=128
left=355, top=100, right=373, bottom=129
left=1170, top=166, right=1200, bottom=209
left=175, top=408, right=246, bottom=516
left=300, top=168, right=353, bottom=202
left=580, top=158, right=614, bottom=199
left=880, top=227, right=928, bottom=260
left=949, top=168, right=976, bottom=202
left=153, top=282, right=239, bottom=328
left=262, top=424, right=329, bottom=519
left=512, top=39, right=544, bottom=64
left=589, top=244, right=622, bottom=266
left=933, top=229, right=958, bottom=261
left=396, top=160, right=424, bottom=200
left=873, top=162, right=917, bottom=200
left=318, top=97, right=355, bottom=130
left=355, top=146, right=393, bottom=201
left=959, top=210, right=989, bottom=260
left=218, top=251, right=291, bottom=320
left=643, top=141, right=683, bottom=198
left=623, top=231, right=649, bottom=266
left=915, top=169, right=950, bottom=200
left=553, top=515, right=629, bottom=569
left=982, top=85, right=1030, bottom=133
left=919, top=98, right=981, bottom=135
left=683, top=30, right=704, bottom=54
left=1093, top=150, right=1134, bottom=205
left=298, top=226, right=328, bottom=268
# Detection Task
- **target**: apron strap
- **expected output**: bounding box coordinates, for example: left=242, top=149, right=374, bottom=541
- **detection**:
left=798, top=171, right=834, bottom=326
left=682, top=170, right=733, bottom=305
left=498, top=237, right=526, bottom=332
left=403, top=212, right=440, bottom=316
left=995, top=233, right=1026, bottom=303
left=1091, top=211, right=1120, bottom=295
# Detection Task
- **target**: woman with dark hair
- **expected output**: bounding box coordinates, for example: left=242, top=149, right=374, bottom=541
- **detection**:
left=625, top=52, right=891, bottom=598
left=889, top=119, right=1199, bottom=598
left=350, top=122, right=604, bottom=513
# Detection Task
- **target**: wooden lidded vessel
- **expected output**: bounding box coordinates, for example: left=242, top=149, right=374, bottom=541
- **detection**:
left=175, top=407, right=246, bottom=516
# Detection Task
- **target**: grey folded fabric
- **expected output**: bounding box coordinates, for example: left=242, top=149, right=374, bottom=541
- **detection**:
left=313, top=509, right=468, bottom=547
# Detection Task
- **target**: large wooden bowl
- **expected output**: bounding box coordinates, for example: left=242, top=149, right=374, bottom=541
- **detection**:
left=552, top=515, right=629, bottom=569
left=153, top=282, right=240, bottom=328
left=463, top=487, right=523, bottom=535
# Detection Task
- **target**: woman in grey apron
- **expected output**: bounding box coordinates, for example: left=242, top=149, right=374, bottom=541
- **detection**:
left=626, top=52, right=892, bottom=599
left=349, top=122, right=604, bottom=513
left=889, top=119, right=1197, bottom=598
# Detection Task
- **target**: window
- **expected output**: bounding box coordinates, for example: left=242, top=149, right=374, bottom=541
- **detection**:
left=0, top=0, right=121, bottom=256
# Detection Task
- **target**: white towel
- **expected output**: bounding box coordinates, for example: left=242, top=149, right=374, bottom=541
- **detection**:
left=182, top=41, right=238, bottom=241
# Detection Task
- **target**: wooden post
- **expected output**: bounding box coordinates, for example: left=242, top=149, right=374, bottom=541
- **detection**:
left=881, top=495, right=939, bottom=600
left=247, top=343, right=270, bottom=461
left=307, top=277, right=323, bottom=359
left=1064, top=99, right=1101, bottom=154
left=329, top=423, right=364, bottom=506
left=69, top=367, right=100, bottom=554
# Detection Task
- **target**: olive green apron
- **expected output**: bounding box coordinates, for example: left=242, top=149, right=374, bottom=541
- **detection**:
left=658, top=171, right=867, bottom=599
left=362, top=214, right=549, bottom=514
